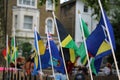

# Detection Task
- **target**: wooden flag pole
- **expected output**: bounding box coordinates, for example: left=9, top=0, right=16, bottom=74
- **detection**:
left=46, top=30, right=55, bottom=80
left=98, top=0, right=120, bottom=80
left=78, top=12, right=93, bottom=80
left=52, top=11, right=69, bottom=80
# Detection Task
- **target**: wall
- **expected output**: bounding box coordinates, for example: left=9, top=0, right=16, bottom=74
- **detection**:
left=60, top=1, right=76, bottom=39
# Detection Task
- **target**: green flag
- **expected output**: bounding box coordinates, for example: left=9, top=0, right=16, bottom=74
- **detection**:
left=11, top=38, right=18, bottom=62
left=7, top=46, right=11, bottom=64
left=81, top=19, right=90, bottom=38
left=90, top=58, right=97, bottom=75
left=77, top=18, right=90, bottom=65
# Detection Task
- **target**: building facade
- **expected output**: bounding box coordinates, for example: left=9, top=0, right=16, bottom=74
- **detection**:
left=0, top=0, right=6, bottom=51
left=0, top=0, right=7, bottom=66
left=3, top=0, right=60, bottom=55
left=60, top=0, right=98, bottom=46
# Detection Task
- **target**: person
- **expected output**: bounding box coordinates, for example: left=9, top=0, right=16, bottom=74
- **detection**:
left=82, top=66, right=89, bottom=75
left=38, top=71, right=44, bottom=80
left=55, top=71, right=62, bottom=80
left=74, top=66, right=85, bottom=80
left=66, top=61, right=74, bottom=75
left=102, top=63, right=112, bottom=76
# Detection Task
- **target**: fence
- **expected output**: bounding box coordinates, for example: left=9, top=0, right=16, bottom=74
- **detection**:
left=0, top=70, right=119, bottom=80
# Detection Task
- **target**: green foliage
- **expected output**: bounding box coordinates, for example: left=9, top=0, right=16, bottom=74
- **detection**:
left=22, top=42, right=32, bottom=59
left=82, top=0, right=111, bottom=18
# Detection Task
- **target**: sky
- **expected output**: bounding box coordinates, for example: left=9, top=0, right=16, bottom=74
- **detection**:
left=60, top=0, right=69, bottom=3
left=60, top=0, right=65, bottom=3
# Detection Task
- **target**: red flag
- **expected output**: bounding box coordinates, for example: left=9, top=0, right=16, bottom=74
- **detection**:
left=2, top=48, right=7, bottom=59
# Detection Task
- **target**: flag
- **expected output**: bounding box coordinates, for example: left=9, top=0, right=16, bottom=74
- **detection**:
left=41, top=45, right=50, bottom=69
left=86, top=23, right=106, bottom=57
left=79, top=43, right=88, bottom=65
left=32, top=44, right=50, bottom=75
left=34, top=31, right=45, bottom=55
left=59, top=48, right=75, bottom=74
left=95, top=11, right=116, bottom=59
left=7, top=46, right=11, bottom=64
left=32, top=30, right=49, bottom=75
left=56, top=18, right=78, bottom=51
left=62, top=48, right=76, bottom=63
left=56, top=18, right=79, bottom=64
left=2, top=46, right=11, bottom=64
left=2, top=48, right=7, bottom=60
left=80, top=19, right=90, bottom=38
left=11, top=38, right=18, bottom=62
left=87, top=11, right=116, bottom=60
left=85, top=20, right=106, bottom=75
left=88, top=10, right=116, bottom=75
left=32, top=53, right=40, bottom=75
left=48, top=33, right=65, bottom=74
left=78, top=18, right=90, bottom=65
left=90, top=57, right=103, bottom=75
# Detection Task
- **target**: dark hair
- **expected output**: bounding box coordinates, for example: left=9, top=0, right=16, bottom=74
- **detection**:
left=74, top=73, right=85, bottom=80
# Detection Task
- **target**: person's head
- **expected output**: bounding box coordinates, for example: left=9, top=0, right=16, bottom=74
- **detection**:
left=106, top=63, right=111, bottom=69
left=74, top=73, right=85, bottom=80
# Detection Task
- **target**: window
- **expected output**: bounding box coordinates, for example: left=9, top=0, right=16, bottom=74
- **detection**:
left=46, top=18, right=54, bottom=34
left=46, top=0, right=54, bottom=11
left=18, top=0, right=36, bottom=8
left=24, top=15, right=33, bottom=30
left=83, top=5, right=88, bottom=12
left=15, top=15, right=18, bottom=28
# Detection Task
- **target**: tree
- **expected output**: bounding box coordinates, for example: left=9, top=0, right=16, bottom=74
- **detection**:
left=81, top=0, right=112, bottom=18
left=107, top=1, right=120, bottom=68
left=22, top=42, right=32, bottom=59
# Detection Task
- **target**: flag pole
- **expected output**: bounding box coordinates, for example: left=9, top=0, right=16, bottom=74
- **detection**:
left=78, top=11, right=93, bottom=80
left=34, top=27, right=43, bottom=77
left=6, top=34, right=9, bottom=79
left=52, top=11, right=69, bottom=80
left=13, top=26, right=17, bottom=80
left=98, top=0, right=120, bottom=80
left=46, top=30, right=55, bottom=80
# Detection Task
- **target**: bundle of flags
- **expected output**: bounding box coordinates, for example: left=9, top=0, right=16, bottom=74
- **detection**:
left=1, top=9, right=116, bottom=77
left=77, top=10, right=116, bottom=75
left=2, top=37, right=18, bottom=65
left=32, top=29, right=65, bottom=75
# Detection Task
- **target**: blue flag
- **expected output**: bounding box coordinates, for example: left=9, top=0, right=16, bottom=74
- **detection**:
left=90, top=57, right=103, bottom=75
left=32, top=47, right=50, bottom=75
left=94, top=11, right=116, bottom=59
left=89, top=10, right=116, bottom=75
left=32, top=29, right=50, bottom=75
left=48, top=33, right=65, bottom=74
left=86, top=10, right=116, bottom=60
left=86, top=23, right=106, bottom=57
